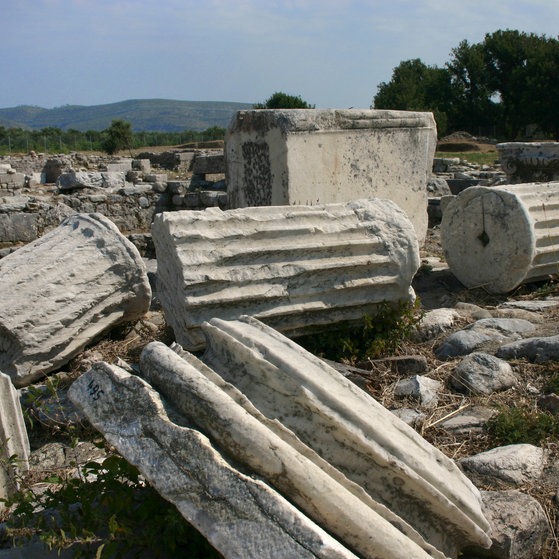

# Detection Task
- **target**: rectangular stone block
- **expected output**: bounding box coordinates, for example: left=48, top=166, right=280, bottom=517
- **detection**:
left=225, top=109, right=437, bottom=243
left=0, top=172, right=26, bottom=188
left=132, top=159, right=151, bottom=172
left=0, top=212, right=39, bottom=243
left=106, top=159, right=133, bottom=173
left=192, top=153, right=225, bottom=175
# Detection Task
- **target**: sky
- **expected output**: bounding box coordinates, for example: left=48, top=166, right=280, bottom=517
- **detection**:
left=2, top=0, right=559, bottom=110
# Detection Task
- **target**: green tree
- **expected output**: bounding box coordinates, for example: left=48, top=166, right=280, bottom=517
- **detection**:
left=254, top=91, right=315, bottom=109
left=372, top=59, right=453, bottom=135
left=101, top=119, right=133, bottom=155
left=482, top=30, right=559, bottom=138
left=446, top=39, right=499, bottom=133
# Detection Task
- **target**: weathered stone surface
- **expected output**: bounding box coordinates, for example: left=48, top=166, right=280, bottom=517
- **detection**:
left=0, top=212, right=38, bottom=242
left=226, top=109, right=437, bottom=242
left=57, top=171, right=127, bottom=191
left=440, top=406, right=496, bottom=435
left=498, top=299, right=559, bottom=312
left=413, top=308, right=461, bottom=341
left=0, top=213, right=151, bottom=386
left=105, top=159, right=132, bottom=173
left=435, top=318, right=536, bottom=360
left=0, top=371, right=30, bottom=510
left=393, top=375, right=443, bottom=408
left=435, top=329, right=496, bottom=359
left=152, top=198, right=420, bottom=350
left=195, top=316, right=491, bottom=556
left=450, top=353, right=517, bottom=395
left=441, top=182, right=559, bottom=293
left=459, top=444, right=545, bottom=486
left=497, top=142, right=559, bottom=183
left=497, top=334, right=559, bottom=363
left=192, top=153, right=224, bottom=175
left=462, top=490, right=550, bottom=559
left=69, top=360, right=403, bottom=559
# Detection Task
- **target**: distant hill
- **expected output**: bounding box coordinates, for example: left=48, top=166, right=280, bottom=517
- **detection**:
left=0, top=99, right=254, bottom=132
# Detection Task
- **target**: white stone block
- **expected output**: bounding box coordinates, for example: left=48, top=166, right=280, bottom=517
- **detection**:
left=441, top=182, right=559, bottom=293
left=225, top=109, right=437, bottom=243
left=0, top=213, right=152, bottom=386
left=152, top=198, right=420, bottom=350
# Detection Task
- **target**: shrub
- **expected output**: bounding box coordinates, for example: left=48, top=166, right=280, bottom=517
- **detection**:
left=1, top=454, right=221, bottom=558
left=486, top=406, right=559, bottom=446
left=297, top=299, right=423, bottom=363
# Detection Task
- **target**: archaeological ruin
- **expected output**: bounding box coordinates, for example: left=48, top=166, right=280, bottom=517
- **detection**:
left=1, top=110, right=559, bottom=558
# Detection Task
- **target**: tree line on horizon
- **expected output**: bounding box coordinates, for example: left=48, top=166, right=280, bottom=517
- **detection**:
left=373, top=29, right=559, bottom=140
left=0, top=124, right=226, bottom=156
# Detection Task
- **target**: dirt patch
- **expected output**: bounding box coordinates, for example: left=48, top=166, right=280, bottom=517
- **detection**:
left=437, top=131, right=498, bottom=154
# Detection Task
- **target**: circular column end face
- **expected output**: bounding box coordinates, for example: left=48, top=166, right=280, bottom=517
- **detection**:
left=441, top=187, right=534, bottom=293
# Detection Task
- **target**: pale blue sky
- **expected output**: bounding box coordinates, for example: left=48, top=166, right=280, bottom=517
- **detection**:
left=2, top=0, right=558, bottom=109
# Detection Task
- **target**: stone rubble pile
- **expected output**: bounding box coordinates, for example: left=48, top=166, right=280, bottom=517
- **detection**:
left=0, top=150, right=227, bottom=257
left=68, top=317, right=491, bottom=559
left=2, top=112, right=559, bottom=558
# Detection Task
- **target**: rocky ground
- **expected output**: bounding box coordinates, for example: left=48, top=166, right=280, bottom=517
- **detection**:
left=2, top=141, right=559, bottom=558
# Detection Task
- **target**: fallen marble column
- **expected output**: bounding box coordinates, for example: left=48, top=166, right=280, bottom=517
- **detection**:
left=225, top=109, right=437, bottom=243
left=0, top=213, right=151, bottom=387
left=441, top=182, right=559, bottom=293
left=152, top=198, right=420, bottom=350
left=69, top=360, right=420, bottom=559
left=497, top=142, right=559, bottom=182
left=0, top=371, right=30, bottom=511
left=196, top=316, right=491, bottom=557
left=69, top=319, right=492, bottom=558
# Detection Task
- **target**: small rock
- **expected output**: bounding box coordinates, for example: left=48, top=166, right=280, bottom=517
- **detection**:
left=393, top=375, right=443, bottom=408
left=497, top=334, right=559, bottom=363
left=537, top=393, right=559, bottom=414
left=413, top=308, right=460, bottom=341
left=449, top=353, right=517, bottom=395
left=498, top=299, right=559, bottom=312
left=459, top=444, right=545, bottom=486
left=391, top=408, right=426, bottom=428
left=440, top=406, right=496, bottom=434
left=435, top=329, right=494, bottom=359
left=455, top=302, right=492, bottom=320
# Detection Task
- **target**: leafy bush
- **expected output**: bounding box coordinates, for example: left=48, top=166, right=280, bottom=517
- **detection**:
left=297, top=299, right=423, bottom=363
left=1, top=454, right=221, bottom=558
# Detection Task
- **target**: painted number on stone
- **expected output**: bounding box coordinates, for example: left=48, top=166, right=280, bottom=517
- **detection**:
left=88, top=379, right=104, bottom=401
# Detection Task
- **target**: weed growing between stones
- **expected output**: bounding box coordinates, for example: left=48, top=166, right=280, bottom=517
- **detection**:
left=486, top=406, right=559, bottom=446
left=297, top=299, right=424, bottom=364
